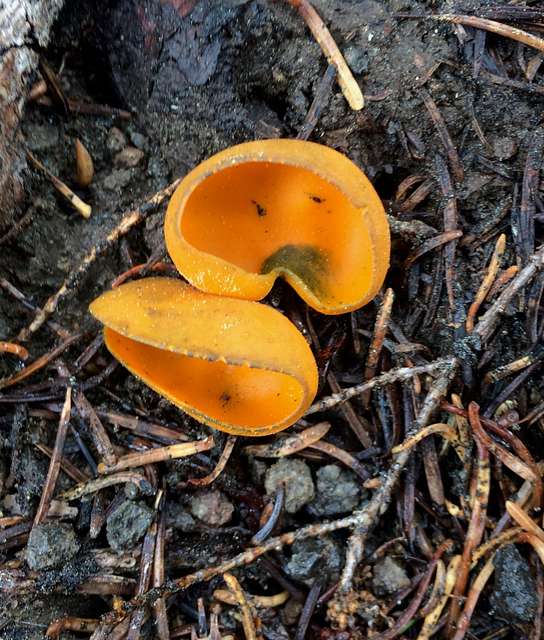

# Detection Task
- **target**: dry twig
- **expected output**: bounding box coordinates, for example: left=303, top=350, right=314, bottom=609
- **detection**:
left=287, top=0, right=364, bottom=110
left=466, top=234, right=506, bottom=332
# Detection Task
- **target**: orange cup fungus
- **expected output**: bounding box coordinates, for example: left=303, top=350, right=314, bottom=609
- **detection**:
left=90, top=278, right=318, bottom=436
left=90, top=139, right=389, bottom=436
left=165, top=139, right=390, bottom=315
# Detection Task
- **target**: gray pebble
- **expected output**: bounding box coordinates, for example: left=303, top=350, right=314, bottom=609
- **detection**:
left=491, top=137, right=517, bottom=161
left=190, top=490, right=234, bottom=526
left=167, top=502, right=196, bottom=531
left=490, top=544, right=537, bottom=622
left=106, top=500, right=154, bottom=552
left=25, top=123, right=59, bottom=152
left=308, top=464, right=361, bottom=516
left=285, top=536, right=343, bottom=585
left=343, top=45, right=368, bottom=75
left=129, top=131, right=147, bottom=150
left=372, top=556, right=411, bottom=595
left=101, top=168, right=133, bottom=192
left=26, top=522, right=80, bottom=570
left=106, top=127, right=127, bottom=155
left=265, top=458, right=314, bottom=514
left=114, top=147, right=145, bottom=168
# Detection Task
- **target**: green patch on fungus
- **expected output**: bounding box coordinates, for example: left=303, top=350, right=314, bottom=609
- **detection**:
left=260, top=244, right=328, bottom=296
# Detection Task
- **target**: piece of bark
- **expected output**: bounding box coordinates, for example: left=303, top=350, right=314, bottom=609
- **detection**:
left=0, top=0, right=64, bottom=226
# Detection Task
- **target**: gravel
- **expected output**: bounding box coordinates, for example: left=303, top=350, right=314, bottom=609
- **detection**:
left=372, top=556, right=411, bottom=596
left=265, top=458, right=314, bottom=514
left=190, top=490, right=234, bottom=526
left=106, top=500, right=154, bottom=552
left=308, top=464, right=361, bottom=516
left=26, top=522, right=80, bottom=570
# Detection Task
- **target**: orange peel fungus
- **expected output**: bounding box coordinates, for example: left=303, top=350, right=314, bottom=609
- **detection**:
left=165, top=139, right=390, bottom=315
left=90, top=278, right=318, bottom=436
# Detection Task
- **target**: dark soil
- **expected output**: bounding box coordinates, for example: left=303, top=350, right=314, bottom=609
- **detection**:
left=1, top=0, right=544, bottom=638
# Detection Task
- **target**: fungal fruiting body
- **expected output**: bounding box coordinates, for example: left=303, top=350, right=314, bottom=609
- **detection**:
left=165, top=139, right=390, bottom=315
left=90, top=278, right=318, bottom=437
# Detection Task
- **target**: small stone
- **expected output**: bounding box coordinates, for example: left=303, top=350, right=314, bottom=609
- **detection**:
left=490, top=544, right=537, bottom=622
left=491, top=137, right=517, bottom=160
left=25, top=123, right=59, bottom=152
left=265, top=458, right=314, bottom=514
left=343, top=45, right=368, bottom=75
left=372, top=557, right=411, bottom=596
left=129, top=131, right=147, bottom=150
left=26, top=522, right=80, bottom=570
left=308, top=465, right=361, bottom=516
left=281, top=599, right=302, bottom=627
left=166, top=502, right=196, bottom=531
left=114, top=147, right=145, bottom=168
left=190, top=490, right=234, bottom=526
left=106, top=500, right=154, bottom=552
left=106, top=127, right=127, bottom=155
left=101, top=168, right=133, bottom=192
left=285, top=537, right=343, bottom=585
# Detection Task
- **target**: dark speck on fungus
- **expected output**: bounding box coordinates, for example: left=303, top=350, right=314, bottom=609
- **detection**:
left=252, top=199, right=267, bottom=217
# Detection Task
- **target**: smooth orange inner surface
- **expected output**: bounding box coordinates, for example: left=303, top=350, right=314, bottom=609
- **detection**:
left=181, top=162, right=375, bottom=307
left=105, top=329, right=304, bottom=429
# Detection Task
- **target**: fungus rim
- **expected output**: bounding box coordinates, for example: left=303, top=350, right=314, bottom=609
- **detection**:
left=90, top=277, right=318, bottom=437
left=164, top=139, right=390, bottom=315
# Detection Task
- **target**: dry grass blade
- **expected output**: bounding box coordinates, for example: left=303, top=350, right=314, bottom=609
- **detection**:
left=27, top=151, right=91, bottom=219
left=127, top=523, right=157, bottom=640
left=506, top=501, right=544, bottom=543
left=189, top=435, right=236, bottom=486
left=487, top=264, right=519, bottom=300
left=0, top=342, right=29, bottom=360
left=33, top=387, right=72, bottom=526
left=35, top=443, right=90, bottom=484
left=39, top=59, right=69, bottom=114
left=519, top=532, right=544, bottom=567
left=309, top=440, right=368, bottom=479
left=74, top=391, right=116, bottom=466
left=422, top=92, right=464, bottom=182
left=448, top=403, right=490, bottom=631
left=362, top=289, right=394, bottom=407
left=473, top=244, right=544, bottom=342
left=287, top=0, right=364, bottom=110
left=243, top=422, right=330, bottom=458
left=434, top=14, right=544, bottom=54
left=0, top=333, right=81, bottom=389
left=391, top=423, right=458, bottom=454
left=404, top=230, right=463, bottom=271
left=223, top=573, right=260, bottom=640
left=99, top=410, right=189, bottom=443
left=471, top=527, right=522, bottom=567
left=417, top=555, right=460, bottom=640
left=59, top=471, right=153, bottom=501
left=152, top=504, right=170, bottom=640
left=451, top=557, right=495, bottom=640
left=466, top=234, right=506, bottom=332
left=435, top=154, right=460, bottom=310
left=97, top=438, right=214, bottom=474
left=46, top=617, right=99, bottom=638
left=213, top=589, right=289, bottom=608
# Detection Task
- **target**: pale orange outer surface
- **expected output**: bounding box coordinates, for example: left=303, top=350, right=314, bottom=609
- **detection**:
left=164, top=139, right=390, bottom=315
left=90, top=278, right=318, bottom=436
